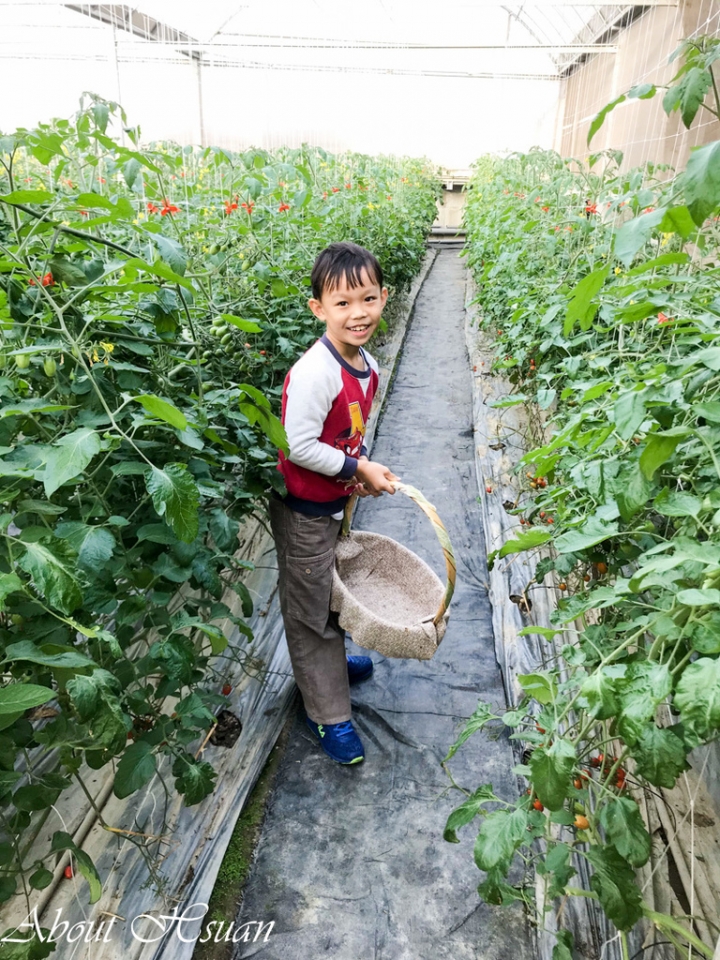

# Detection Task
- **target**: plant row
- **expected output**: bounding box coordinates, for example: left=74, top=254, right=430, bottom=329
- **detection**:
left=0, top=93, right=441, bottom=921
left=445, top=36, right=720, bottom=960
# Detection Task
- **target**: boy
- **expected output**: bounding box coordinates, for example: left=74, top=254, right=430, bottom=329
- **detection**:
left=268, top=241, right=399, bottom=765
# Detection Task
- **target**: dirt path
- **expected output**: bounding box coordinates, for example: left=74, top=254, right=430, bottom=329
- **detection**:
left=229, top=248, right=535, bottom=960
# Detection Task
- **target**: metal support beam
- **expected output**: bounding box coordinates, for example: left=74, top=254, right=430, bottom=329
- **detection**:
left=65, top=3, right=201, bottom=59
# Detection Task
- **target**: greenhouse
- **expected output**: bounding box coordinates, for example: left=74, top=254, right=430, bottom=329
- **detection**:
left=1, top=1, right=720, bottom=959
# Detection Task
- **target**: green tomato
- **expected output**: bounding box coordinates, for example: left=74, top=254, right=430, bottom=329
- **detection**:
left=15, top=354, right=31, bottom=370
left=43, top=357, right=57, bottom=377
left=220, top=332, right=233, bottom=345
left=70, top=345, right=82, bottom=360
left=224, top=342, right=235, bottom=354
left=10, top=614, right=24, bottom=626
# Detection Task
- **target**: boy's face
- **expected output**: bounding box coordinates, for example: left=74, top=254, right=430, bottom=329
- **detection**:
left=308, top=268, right=388, bottom=356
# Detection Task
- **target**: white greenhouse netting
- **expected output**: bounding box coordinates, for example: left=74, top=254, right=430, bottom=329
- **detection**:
left=0, top=1, right=670, bottom=167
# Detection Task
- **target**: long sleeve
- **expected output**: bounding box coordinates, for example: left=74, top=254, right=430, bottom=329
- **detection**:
left=284, top=348, right=358, bottom=479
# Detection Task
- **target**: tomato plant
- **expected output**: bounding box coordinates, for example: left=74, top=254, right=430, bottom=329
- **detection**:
left=446, top=37, right=720, bottom=960
left=0, top=94, right=440, bottom=913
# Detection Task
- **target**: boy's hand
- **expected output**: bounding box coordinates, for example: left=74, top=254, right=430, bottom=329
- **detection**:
left=354, top=458, right=400, bottom=497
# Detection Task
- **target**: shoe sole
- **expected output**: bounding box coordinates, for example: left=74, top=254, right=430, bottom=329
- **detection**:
left=348, top=667, right=373, bottom=685
left=305, top=721, right=365, bottom=764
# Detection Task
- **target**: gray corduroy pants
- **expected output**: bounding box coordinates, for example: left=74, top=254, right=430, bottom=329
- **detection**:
left=268, top=497, right=352, bottom=725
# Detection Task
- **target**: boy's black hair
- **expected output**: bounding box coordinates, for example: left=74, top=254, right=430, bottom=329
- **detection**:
left=311, top=241, right=383, bottom=301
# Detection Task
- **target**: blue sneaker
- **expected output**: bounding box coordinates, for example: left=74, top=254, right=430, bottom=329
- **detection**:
left=305, top=717, right=365, bottom=764
left=347, top=655, right=373, bottom=685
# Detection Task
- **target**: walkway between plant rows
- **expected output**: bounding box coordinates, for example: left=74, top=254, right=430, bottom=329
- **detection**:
left=231, top=248, right=534, bottom=960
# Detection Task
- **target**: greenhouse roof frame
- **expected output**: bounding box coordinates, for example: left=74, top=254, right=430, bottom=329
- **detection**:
left=4, top=1, right=679, bottom=82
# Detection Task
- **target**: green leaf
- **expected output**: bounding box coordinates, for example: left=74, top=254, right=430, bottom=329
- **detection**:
left=554, top=517, right=618, bottom=554
left=228, top=578, right=254, bottom=618
left=154, top=234, right=187, bottom=276
left=488, top=394, right=528, bottom=408
left=0, top=572, right=24, bottom=611
left=0, top=924, right=57, bottom=960
left=0, top=190, right=54, bottom=205
left=683, top=139, right=720, bottom=226
left=518, top=672, right=557, bottom=705
left=49, top=257, right=89, bottom=286
left=632, top=725, right=689, bottom=788
left=92, top=101, right=109, bottom=132
left=220, top=314, right=262, bottom=333
left=613, top=391, right=646, bottom=440
left=146, top=463, right=200, bottom=543
left=29, top=866, right=54, bottom=891
left=675, top=657, right=720, bottom=737
left=172, top=755, right=217, bottom=805
left=614, top=208, right=666, bottom=268
left=133, top=394, right=188, bottom=431
left=626, top=251, right=689, bottom=275
left=544, top=845, right=576, bottom=900
left=654, top=492, right=702, bottom=518
left=659, top=205, right=698, bottom=240
left=238, top=382, right=271, bottom=409
left=123, top=157, right=141, bottom=188
left=239, top=403, right=288, bottom=454
left=444, top=784, right=497, bottom=842
left=208, top=508, right=241, bottom=552
left=552, top=930, right=574, bottom=960
left=50, top=829, right=102, bottom=903
left=16, top=542, right=82, bottom=614
left=586, top=845, right=643, bottom=930
left=616, top=468, right=652, bottom=523
left=473, top=807, right=528, bottom=872
left=114, top=740, right=158, bottom=799
left=518, top=625, right=561, bottom=640
left=639, top=433, right=682, bottom=479
left=690, top=613, right=720, bottom=654
left=687, top=346, right=720, bottom=371
left=577, top=667, right=622, bottom=720
left=693, top=401, right=720, bottom=422
left=62, top=524, right=116, bottom=570
left=3, top=641, right=96, bottom=669
left=442, top=700, right=496, bottom=762
left=617, top=661, right=672, bottom=745
left=43, top=427, right=101, bottom=497
left=587, top=94, right=626, bottom=145
left=674, top=66, right=712, bottom=128
left=67, top=669, right=121, bottom=721
left=13, top=781, right=63, bottom=811
left=564, top=266, right=610, bottom=336
left=0, top=683, right=55, bottom=715
left=487, top=527, right=553, bottom=569
left=537, top=388, right=556, bottom=410
left=529, top=738, right=576, bottom=811
left=189, top=622, right=228, bottom=656
left=599, top=797, right=651, bottom=866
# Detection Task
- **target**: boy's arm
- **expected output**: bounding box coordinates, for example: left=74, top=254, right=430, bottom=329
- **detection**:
left=284, top=357, right=358, bottom=480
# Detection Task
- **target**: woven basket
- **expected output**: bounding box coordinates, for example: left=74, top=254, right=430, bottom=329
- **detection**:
left=330, top=481, right=456, bottom=660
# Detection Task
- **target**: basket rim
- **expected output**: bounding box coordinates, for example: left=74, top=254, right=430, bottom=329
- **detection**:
left=335, top=529, right=446, bottom=589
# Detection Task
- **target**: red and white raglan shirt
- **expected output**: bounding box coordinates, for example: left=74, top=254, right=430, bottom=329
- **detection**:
left=277, top=333, right=379, bottom=518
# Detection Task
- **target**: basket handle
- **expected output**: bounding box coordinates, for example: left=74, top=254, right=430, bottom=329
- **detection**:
left=341, top=481, right=456, bottom=626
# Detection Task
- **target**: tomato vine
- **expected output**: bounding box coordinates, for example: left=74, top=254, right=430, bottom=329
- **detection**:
left=444, top=36, right=720, bottom=960
left=0, top=94, right=441, bottom=920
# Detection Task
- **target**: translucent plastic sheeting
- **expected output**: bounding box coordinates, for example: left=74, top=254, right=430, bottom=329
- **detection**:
left=0, top=2, right=649, bottom=165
